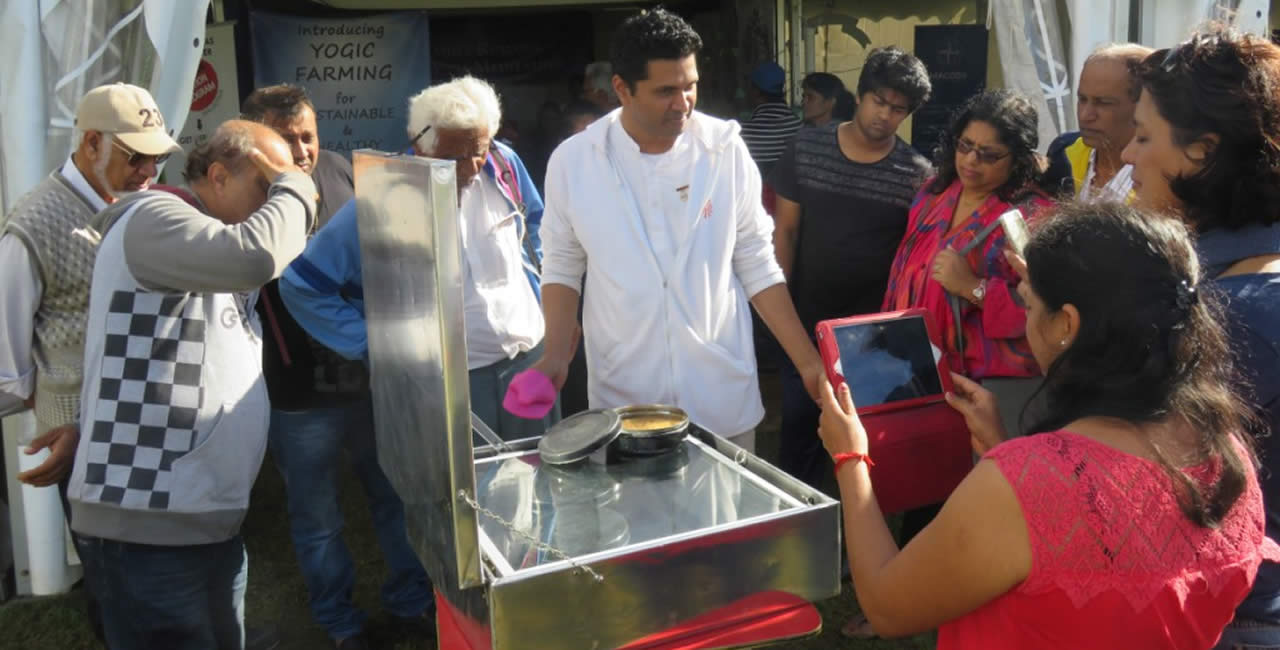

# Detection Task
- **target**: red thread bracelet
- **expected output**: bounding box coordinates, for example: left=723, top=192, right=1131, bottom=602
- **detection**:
left=833, top=452, right=874, bottom=473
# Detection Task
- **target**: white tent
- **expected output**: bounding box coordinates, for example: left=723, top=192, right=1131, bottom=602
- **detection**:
left=0, top=0, right=208, bottom=597
left=0, top=0, right=210, bottom=214
left=988, top=0, right=1270, bottom=150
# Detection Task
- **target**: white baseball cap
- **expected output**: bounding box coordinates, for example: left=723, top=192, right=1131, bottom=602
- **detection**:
left=75, top=83, right=181, bottom=155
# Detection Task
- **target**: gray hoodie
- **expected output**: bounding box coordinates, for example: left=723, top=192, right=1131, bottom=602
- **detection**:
left=68, top=173, right=315, bottom=545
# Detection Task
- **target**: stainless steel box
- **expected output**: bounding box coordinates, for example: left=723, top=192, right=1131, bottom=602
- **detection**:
left=353, top=150, right=841, bottom=649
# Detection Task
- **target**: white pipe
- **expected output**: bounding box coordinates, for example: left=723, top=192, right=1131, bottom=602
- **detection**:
left=17, top=446, right=68, bottom=596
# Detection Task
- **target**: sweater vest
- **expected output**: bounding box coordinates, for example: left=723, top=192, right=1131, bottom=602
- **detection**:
left=2, top=171, right=101, bottom=431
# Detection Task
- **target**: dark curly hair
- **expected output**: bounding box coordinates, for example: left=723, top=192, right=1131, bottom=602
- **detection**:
left=856, top=46, right=932, bottom=112
left=610, top=7, right=702, bottom=93
left=928, top=89, right=1040, bottom=201
left=1024, top=200, right=1254, bottom=528
left=1138, top=29, right=1280, bottom=231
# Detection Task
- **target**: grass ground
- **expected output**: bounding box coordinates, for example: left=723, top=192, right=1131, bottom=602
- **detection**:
left=0, top=370, right=935, bottom=650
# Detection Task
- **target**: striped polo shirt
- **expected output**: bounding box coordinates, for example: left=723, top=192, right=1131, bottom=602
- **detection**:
left=739, top=102, right=803, bottom=172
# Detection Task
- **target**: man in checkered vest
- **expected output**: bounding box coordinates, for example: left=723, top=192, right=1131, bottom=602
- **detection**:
left=66, top=120, right=315, bottom=649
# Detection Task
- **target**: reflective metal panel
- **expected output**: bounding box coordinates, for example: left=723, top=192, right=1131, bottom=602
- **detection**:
left=481, top=436, right=842, bottom=649
left=474, top=438, right=803, bottom=571
left=353, top=151, right=482, bottom=591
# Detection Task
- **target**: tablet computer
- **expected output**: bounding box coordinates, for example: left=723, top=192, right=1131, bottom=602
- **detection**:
left=814, top=309, right=952, bottom=416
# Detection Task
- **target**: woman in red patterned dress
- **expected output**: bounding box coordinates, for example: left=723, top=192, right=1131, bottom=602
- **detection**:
left=882, top=89, right=1051, bottom=419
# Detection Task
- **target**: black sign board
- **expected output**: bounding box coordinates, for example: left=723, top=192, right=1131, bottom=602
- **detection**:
left=911, top=25, right=989, bottom=161
left=431, top=12, right=593, bottom=84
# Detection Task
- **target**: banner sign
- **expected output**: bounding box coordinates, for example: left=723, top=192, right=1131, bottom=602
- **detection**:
left=166, top=22, right=240, bottom=183
left=250, top=11, right=430, bottom=155
left=911, top=25, right=988, bottom=160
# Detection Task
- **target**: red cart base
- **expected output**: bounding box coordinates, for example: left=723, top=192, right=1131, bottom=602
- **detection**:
left=435, top=589, right=822, bottom=649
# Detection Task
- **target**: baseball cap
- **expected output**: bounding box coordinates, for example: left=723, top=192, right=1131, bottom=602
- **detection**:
left=750, top=62, right=786, bottom=96
left=75, top=83, right=181, bottom=156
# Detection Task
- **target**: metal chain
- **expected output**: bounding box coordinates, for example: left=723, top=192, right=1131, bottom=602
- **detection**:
left=458, top=490, right=604, bottom=583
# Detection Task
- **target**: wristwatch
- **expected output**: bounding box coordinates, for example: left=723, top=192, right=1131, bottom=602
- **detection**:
left=970, top=279, right=987, bottom=305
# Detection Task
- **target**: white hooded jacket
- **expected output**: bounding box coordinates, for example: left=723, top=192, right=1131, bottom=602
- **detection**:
left=541, top=109, right=784, bottom=436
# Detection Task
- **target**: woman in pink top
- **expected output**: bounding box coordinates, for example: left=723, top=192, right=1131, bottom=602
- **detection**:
left=818, top=201, right=1280, bottom=648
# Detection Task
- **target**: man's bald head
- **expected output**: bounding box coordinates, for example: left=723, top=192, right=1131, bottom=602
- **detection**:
left=184, top=120, right=289, bottom=183
left=1084, top=43, right=1155, bottom=102
left=187, top=120, right=299, bottom=224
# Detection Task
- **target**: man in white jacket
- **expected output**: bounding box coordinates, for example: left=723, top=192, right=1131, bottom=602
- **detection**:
left=533, top=7, right=823, bottom=450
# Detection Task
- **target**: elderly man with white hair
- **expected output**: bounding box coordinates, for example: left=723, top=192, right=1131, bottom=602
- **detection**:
left=281, top=75, right=554, bottom=435
left=277, top=78, right=550, bottom=644
left=583, top=61, right=619, bottom=110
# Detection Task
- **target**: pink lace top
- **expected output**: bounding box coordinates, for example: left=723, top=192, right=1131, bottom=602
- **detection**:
left=938, top=431, right=1280, bottom=650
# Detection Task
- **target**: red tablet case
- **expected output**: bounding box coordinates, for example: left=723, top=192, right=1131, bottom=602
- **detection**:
left=815, top=309, right=973, bottom=514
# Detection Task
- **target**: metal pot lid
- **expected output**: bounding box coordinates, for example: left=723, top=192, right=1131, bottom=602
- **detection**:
left=538, top=408, right=622, bottom=465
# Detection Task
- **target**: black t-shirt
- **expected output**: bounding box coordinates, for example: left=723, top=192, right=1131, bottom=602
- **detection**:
left=312, top=149, right=355, bottom=229
left=771, top=125, right=931, bottom=333
left=258, top=149, right=368, bottom=410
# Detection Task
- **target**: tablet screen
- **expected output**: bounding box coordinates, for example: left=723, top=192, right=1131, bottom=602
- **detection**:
left=831, top=316, right=944, bottom=407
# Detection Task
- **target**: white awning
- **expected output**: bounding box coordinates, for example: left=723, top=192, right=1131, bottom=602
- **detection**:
left=1, top=0, right=209, bottom=213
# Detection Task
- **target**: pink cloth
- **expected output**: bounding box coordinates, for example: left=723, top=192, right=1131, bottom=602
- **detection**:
left=939, top=431, right=1280, bottom=649
left=882, top=180, right=1051, bottom=379
left=503, top=368, right=557, bottom=419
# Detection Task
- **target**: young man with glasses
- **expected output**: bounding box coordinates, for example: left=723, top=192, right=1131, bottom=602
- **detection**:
left=769, top=47, right=933, bottom=491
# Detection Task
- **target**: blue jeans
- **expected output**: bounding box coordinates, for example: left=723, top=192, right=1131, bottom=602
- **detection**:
left=1215, top=618, right=1280, bottom=649
left=469, top=343, right=561, bottom=441
left=268, top=399, right=432, bottom=640
left=76, top=534, right=247, bottom=650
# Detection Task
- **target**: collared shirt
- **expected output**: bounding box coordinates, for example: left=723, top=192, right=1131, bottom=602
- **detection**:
left=0, top=158, right=108, bottom=401
left=458, top=173, right=544, bottom=369
left=1078, top=151, right=1134, bottom=203
left=1199, top=222, right=1280, bottom=622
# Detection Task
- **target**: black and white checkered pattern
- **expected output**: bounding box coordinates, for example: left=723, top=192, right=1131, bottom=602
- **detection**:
left=84, top=291, right=207, bottom=510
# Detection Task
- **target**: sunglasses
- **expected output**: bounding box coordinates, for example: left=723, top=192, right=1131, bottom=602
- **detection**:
left=112, top=139, right=170, bottom=167
left=955, top=137, right=1011, bottom=165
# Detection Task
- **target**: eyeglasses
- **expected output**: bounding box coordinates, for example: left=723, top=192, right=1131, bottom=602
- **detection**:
left=955, top=137, right=1011, bottom=165
left=407, top=124, right=431, bottom=154
left=111, top=139, right=170, bottom=167
left=405, top=124, right=489, bottom=164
